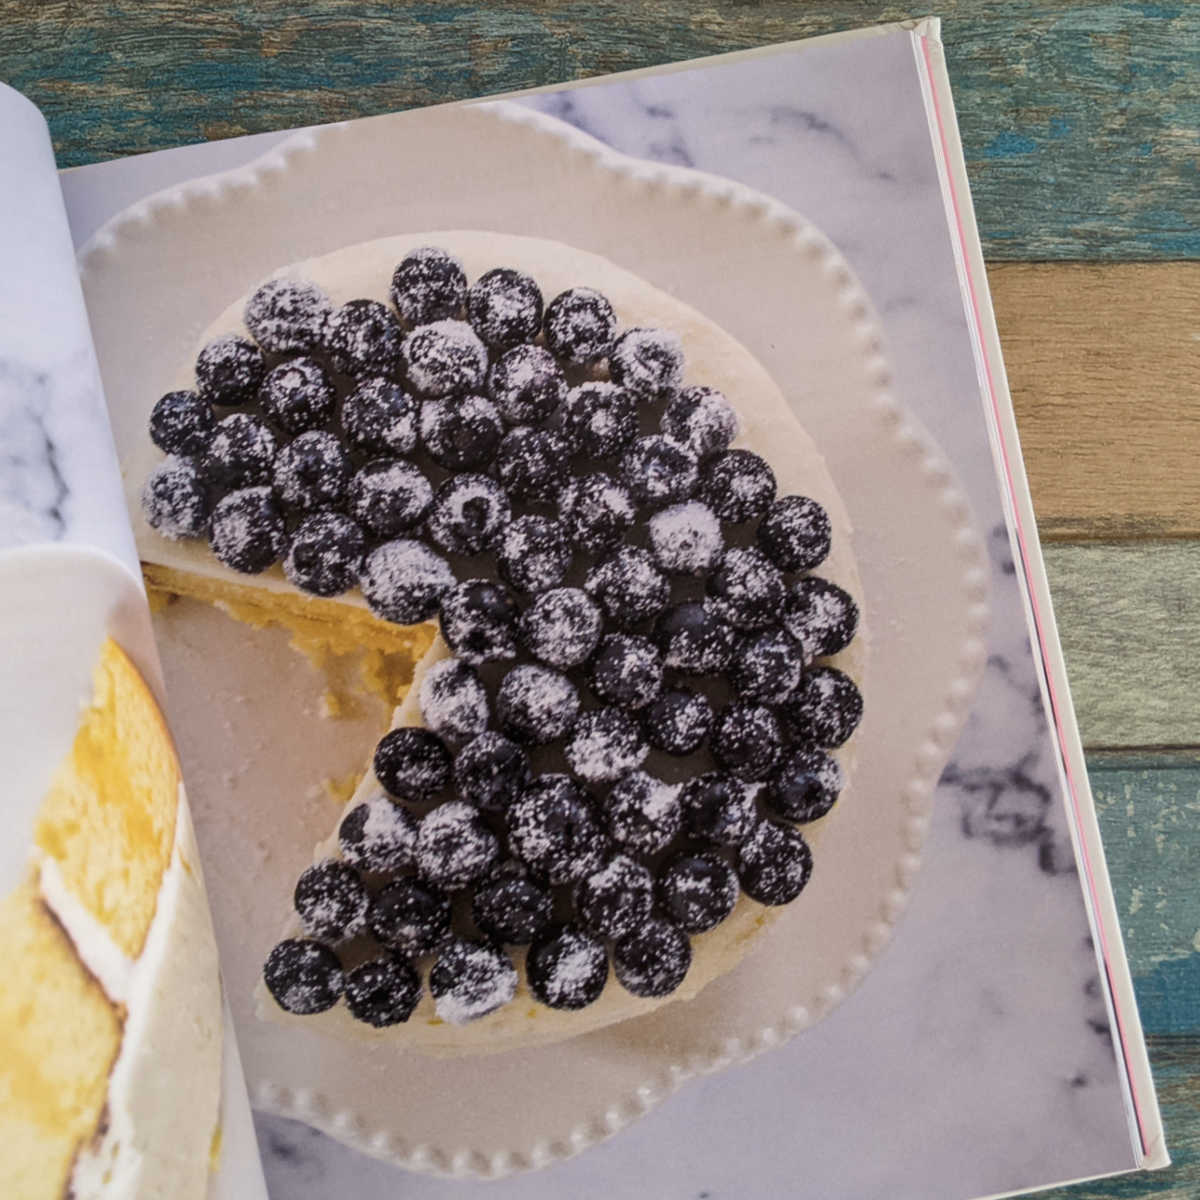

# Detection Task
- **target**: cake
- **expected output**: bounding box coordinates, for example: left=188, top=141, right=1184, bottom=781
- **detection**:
left=0, top=637, right=223, bottom=1198
left=133, top=232, right=865, bottom=1055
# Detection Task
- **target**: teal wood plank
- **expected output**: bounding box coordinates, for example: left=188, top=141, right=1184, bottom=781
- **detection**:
left=0, top=2, right=1195, bottom=259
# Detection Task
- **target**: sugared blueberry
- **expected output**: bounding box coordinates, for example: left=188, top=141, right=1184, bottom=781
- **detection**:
left=344, top=956, right=421, bottom=1027
left=415, top=801, right=500, bottom=891
left=780, top=667, right=863, bottom=749
left=195, top=334, right=265, bottom=407
left=496, top=665, right=580, bottom=745
left=496, top=514, right=570, bottom=594
left=661, top=385, right=739, bottom=460
left=613, top=916, right=691, bottom=998
left=373, top=726, right=452, bottom=801
left=438, top=579, right=521, bottom=664
left=564, top=708, right=649, bottom=784
left=257, top=357, right=336, bottom=434
left=642, top=688, right=713, bottom=756
left=244, top=276, right=331, bottom=354
left=368, top=877, right=452, bottom=956
left=576, top=855, right=654, bottom=939
left=141, top=457, right=211, bottom=540
left=527, top=926, right=608, bottom=1010
left=454, top=732, right=531, bottom=812
left=589, top=634, right=664, bottom=711
left=519, top=587, right=604, bottom=670
left=712, top=702, right=783, bottom=781
left=619, top=435, right=698, bottom=509
left=647, top=501, right=723, bottom=575
left=471, top=861, right=553, bottom=944
left=418, top=657, right=490, bottom=745
left=585, top=547, right=670, bottom=631
left=604, top=771, right=682, bottom=856
left=149, top=389, right=215, bottom=456
left=323, top=299, right=404, bottom=378
left=263, top=939, right=343, bottom=1015
left=557, top=473, right=636, bottom=556
left=680, top=773, right=757, bottom=846
left=273, top=430, right=351, bottom=511
left=707, top=546, right=786, bottom=631
left=608, top=327, right=684, bottom=402
left=390, top=247, right=467, bottom=325
left=425, top=474, right=510, bottom=556
left=209, top=486, right=285, bottom=573
left=283, top=510, right=364, bottom=596
left=338, top=792, right=418, bottom=876
left=757, top=495, right=832, bottom=572
left=729, top=629, right=805, bottom=704
left=487, top=344, right=566, bottom=426
left=347, top=459, right=433, bottom=538
left=403, top=319, right=487, bottom=397
left=506, top=774, right=606, bottom=884
left=780, top=576, right=860, bottom=659
left=421, top=393, right=504, bottom=470
left=494, top=427, right=571, bottom=502
left=653, top=601, right=736, bottom=674
left=738, top=819, right=813, bottom=905
left=340, top=377, right=420, bottom=456
left=430, top=939, right=518, bottom=1025
left=766, top=747, right=844, bottom=823
left=467, top=267, right=543, bottom=349
left=204, top=412, right=277, bottom=492
left=556, top=382, right=637, bottom=459
left=293, top=859, right=368, bottom=942
left=544, top=287, right=617, bottom=365
left=699, top=449, right=776, bottom=523
left=658, top=852, right=739, bottom=933
left=359, top=538, right=455, bottom=624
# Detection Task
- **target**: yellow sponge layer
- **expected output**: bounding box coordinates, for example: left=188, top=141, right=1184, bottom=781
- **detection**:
left=34, top=640, right=178, bottom=960
left=0, top=880, right=121, bottom=1200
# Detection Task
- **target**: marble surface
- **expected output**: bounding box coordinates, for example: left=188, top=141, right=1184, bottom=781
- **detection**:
left=52, top=26, right=1139, bottom=1200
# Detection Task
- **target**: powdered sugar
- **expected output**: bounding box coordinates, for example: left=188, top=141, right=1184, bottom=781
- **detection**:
left=419, top=657, right=490, bottom=745
left=430, top=939, right=518, bottom=1025
left=647, top=501, right=723, bottom=575
left=359, top=537, right=454, bottom=623
left=403, top=319, right=488, bottom=397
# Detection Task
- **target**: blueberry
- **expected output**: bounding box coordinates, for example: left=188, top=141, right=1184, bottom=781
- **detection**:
left=658, top=852, right=739, bottom=933
left=273, top=430, right=351, bottom=511
left=780, top=576, right=859, bottom=659
left=520, top=587, right=604, bottom=670
left=418, top=657, right=490, bottom=745
left=766, top=747, right=844, bottom=823
left=257, top=357, right=336, bottom=434
left=430, top=939, right=518, bottom=1024
left=647, top=501, right=723, bottom=576
left=564, top=708, right=649, bottom=784
left=680, top=772, right=757, bottom=846
left=757, top=495, right=832, bottom=572
left=283, top=510, right=365, bottom=596
left=471, top=860, right=553, bottom=944
left=544, top=287, right=617, bottom=365
left=585, top=547, right=670, bottom=631
left=588, top=634, right=664, bottom=711
left=738, top=819, right=813, bottom=905
left=608, top=327, right=684, bottom=402
left=390, top=247, right=468, bottom=325
left=556, top=382, right=637, bottom=459
left=487, top=345, right=567, bottom=426
left=195, top=334, right=265, bottom=407
left=527, top=926, right=608, bottom=1010
left=403, top=319, right=487, bottom=397
left=425, top=474, right=510, bottom=557
left=149, top=389, right=215, bottom=456
left=557, top=473, right=636, bottom=556
left=604, top=771, right=682, bottom=856
left=373, top=726, right=452, bottom=801
left=495, top=427, right=572, bottom=502
left=707, top=546, right=786, bottom=631
left=323, top=299, right=404, bottom=378
left=779, top=667, right=863, bottom=749
left=642, top=688, right=713, bottom=756
left=141, top=457, right=211, bottom=540
left=340, top=377, right=421, bottom=457
left=467, top=267, right=543, bottom=349
left=729, top=630, right=805, bottom=704
left=420, top=393, right=503, bottom=469
left=359, top=539, right=455, bottom=624
left=438, top=579, right=521, bottom=664
left=613, top=916, right=691, bottom=998
left=347, top=459, right=433, bottom=539
left=338, top=792, right=418, bottom=876
left=204, top=413, right=277, bottom=493
left=496, top=515, right=570, bottom=595
left=293, top=859, right=368, bottom=942
left=263, top=939, right=343, bottom=1015
left=496, top=665, right=580, bottom=745
left=712, top=702, right=783, bottom=782
left=699, top=449, right=776, bottom=523
left=619, top=435, right=699, bottom=510
left=506, top=774, right=606, bottom=884
left=576, top=855, right=654, bottom=939
left=415, top=801, right=500, bottom=891
left=653, top=601, right=736, bottom=674
left=454, top=732, right=531, bottom=812
left=660, top=385, right=739, bottom=460
left=244, top=276, right=332, bottom=354
left=209, top=486, right=286, bottom=573
left=368, top=877, right=452, bottom=956
left=344, top=956, right=421, bottom=1027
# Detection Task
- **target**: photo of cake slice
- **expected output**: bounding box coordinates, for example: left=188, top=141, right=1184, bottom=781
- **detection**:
left=132, top=232, right=865, bottom=1055
left=0, top=631, right=223, bottom=1198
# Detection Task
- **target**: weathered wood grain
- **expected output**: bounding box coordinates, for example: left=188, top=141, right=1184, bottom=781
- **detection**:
left=0, top=1, right=1195, bottom=259
left=992, top=263, right=1200, bottom=543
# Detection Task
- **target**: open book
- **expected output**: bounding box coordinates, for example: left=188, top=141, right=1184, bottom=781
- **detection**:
left=0, top=18, right=1167, bottom=1200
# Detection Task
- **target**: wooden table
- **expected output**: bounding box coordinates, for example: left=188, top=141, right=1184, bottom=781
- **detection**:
left=3, top=3, right=1195, bottom=1195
